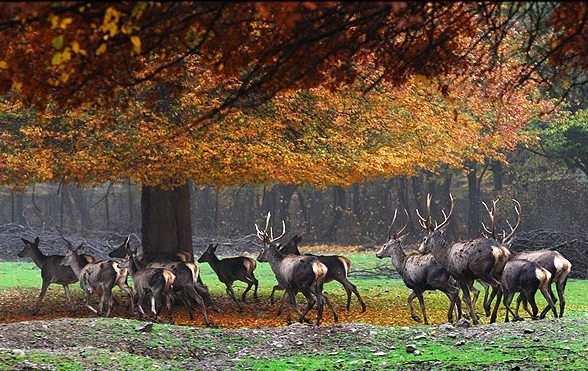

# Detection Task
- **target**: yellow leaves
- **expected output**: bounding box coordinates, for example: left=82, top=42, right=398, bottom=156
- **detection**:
left=50, top=15, right=73, bottom=30
left=60, top=17, right=72, bottom=29
left=0, top=61, right=8, bottom=69
left=130, top=36, right=141, bottom=55
left=51, top=49, right=71, bottom=66
left=71, top=41, right=87, bottom=56
left=100, top=6, right=120, bottom=38
left=96, top=43, right=107, bottom=56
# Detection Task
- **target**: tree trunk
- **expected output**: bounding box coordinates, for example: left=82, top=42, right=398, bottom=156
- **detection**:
left=127, top=179, right=135, bottom=225
left=467, top=166, right=480, bottom=237
left=324, top=186, right=346, bottom=242
left=141, top=184, right=193, bottom=257
left=492, top=160, right=504, bottom=193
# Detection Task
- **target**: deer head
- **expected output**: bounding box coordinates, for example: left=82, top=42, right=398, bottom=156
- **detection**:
left=61, top=242, right=85, bottom=267
left=376, top=208, right=409, bottom=259
left=17, top=237, right=40, bottom=258
left=417, top=194, right=454, bottom=254
left=255, top=212, right=286, bottom=262
left=197, top=243, right=219, bottom=263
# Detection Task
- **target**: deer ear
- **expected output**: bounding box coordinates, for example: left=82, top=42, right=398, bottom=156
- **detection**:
left=34, top=237, right=40, bottom=244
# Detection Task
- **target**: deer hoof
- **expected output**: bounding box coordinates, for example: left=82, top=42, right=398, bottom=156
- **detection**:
left=411, top=315, right=422, bottom=323
left=513, top=316, right=524, bottom=322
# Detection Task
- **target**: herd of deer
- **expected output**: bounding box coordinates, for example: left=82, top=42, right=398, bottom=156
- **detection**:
left=15, top=196, right=571, bottom=328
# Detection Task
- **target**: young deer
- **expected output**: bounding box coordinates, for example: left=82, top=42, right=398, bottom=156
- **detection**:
left=417, top=194, right=511, bottom=324
left=501, top=259, right=557, bottom=321
left=513, top=250, right=571, bottom=318
left=125, top=241, right=176, bottom=321
left=61, top=243, right=133, bottom=317
left=256, top=212, right=330, bottom=326
left=376, top=209, right=461, bottom=324
left=197, top=243, right=259, bottom=311
left=275, top=235, right=366, bottom=312
left=17, top=237, right=96, bottom=314
left=146, top=260, right=214, bottom=326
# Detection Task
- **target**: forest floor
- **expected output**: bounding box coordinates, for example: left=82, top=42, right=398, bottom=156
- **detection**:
left=1, top=250, right=587, bottom=369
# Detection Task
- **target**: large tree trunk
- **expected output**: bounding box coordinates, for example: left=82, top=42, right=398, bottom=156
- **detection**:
left=467, top=166, right=480, bottom=237
left=141, top=184, right=193, bottom=258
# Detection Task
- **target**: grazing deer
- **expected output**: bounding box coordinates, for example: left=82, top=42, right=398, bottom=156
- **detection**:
left=376, top=209, right=462, bottom=324
left=125, top=241, right=176, bottom=321
left=146, top=260, right=213, bottom=326
left=275, top=235, right=367, bottom=312
left=197, top=243, right=259, bottom=311
left=417, top=194, right=510, bottom=324
left=61, top=243, right=133, bottom=317
left=256, top=212, right=330, bottom=326
left=17, top=237, right=96, bottom=314
left=501, top=258, right=557, bottom=321
left=513, top=250, right=571, bottom=318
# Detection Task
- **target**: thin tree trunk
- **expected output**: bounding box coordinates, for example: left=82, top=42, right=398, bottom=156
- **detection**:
left=141, top=184, right=193, bottom=257
left=467, top=165, right=480, bottom=237
left=492, top=160, right=504, bottom=193
left=127, top=179, right=135, bottom=225
left=324, top=186, right=346, bottom=242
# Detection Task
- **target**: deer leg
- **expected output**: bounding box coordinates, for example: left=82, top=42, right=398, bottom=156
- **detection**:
left=407, top=291, right=420, bottom=322
left=556, top=279, right=568, bottom=318
left=459, top=281, right=479, bottom=325
left=249, top=273, right=259, bottom=301
left=188, top=287, right=212, bottom=327
left=63, top=284, right=74, bottom=312
left=443, top=289, right=458, bottom=323
left=103, top=288, right=114, bottom=318
left=484, top=286, right=498, bottom=317
left=539, top=284, right=558, bottom=319
left=241, top=278, right=254, bottom=302
left=525, top=290, right=539, bottom=320
left=225, top=283, right=243, bottom=311
left=480, top=281, right=490, bottom=316
left=299, top=289, right=317, bottom=325
left=470, top=283, right=480, bottom=310
left=539, top=285, right=557, bottom=319
left=323, top=293, right=338, bottom=322
left=416, top=293, right=429, bottom=325
left=84, top=289, right=99, bottom=315
left=479, top=273, right=502, bottom=324
left=195, top=283, right=220, bottom=313
left=342, top=279, right=366, bottom=312
left=277, top=292, right=288, bottom=316
left=502, top=291, right=516, bottom=322
left=270, top=285, right=282, bottom=305
left=33, top=280, right=50, bottom=315
left=118, top=281, right=134, bottom=311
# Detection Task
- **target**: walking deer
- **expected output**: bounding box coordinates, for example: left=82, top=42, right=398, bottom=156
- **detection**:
left=17, top=237, right=97, bottom=314
left=417, top=194, right=510, bottom=324
left=197, top=244, right=259, bottom=311
left=501, top=258, right=557, bottom=321
left=61, top=243, right=133, bottom=317
left=376, top=209, right=462, bottom=324
left=274, top=235, right=366, bottom=312
left=125, top=240, right=176, bottom=320
left=256, top=212, right=330, bottom=325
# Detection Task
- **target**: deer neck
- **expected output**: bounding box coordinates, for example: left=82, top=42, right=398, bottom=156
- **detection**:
left=67, top=254, right=84, bottom=278
left=389, top=245, right=408, bottom=273
left=206, top=253, right=222, bottom=274
left=128, top=255, right=140, bottom=277
left=430, top=237, right=451, bottom=268
left=264, top=244, right=285, bottom=274
left=28, top=246, right=48, bottom=269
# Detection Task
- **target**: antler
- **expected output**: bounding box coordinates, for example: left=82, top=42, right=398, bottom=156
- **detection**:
left=481, top=198, right=499, bottom=239
left=436, top=193, right=454, bottom=231
left=255, top=212, right=286, bottom=243
left=415, top=194, right=435, bottom=231
left=388, top=208, right=409, bottom=240
left=502, top=199, right=521, bottom=244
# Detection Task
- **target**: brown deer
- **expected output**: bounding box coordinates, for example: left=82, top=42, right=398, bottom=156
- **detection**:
left=17, top=237, right=97, bottom=314
left=125, top=241, right=176, bottom=321
left=197, top=243, right=259, bottom=311
left=61, top=243, right=133, bottom=317
left=501, top=258, right=557, bottom=321
left=376, top=209, right=462, bottom=324
left=275, top=235, right=366, bottom=312
left=417, top=194, right=510, bottom=324
left=256, top=212, right=330, bottom=325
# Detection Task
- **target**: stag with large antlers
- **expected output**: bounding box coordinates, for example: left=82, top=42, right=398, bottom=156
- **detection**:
left=255, top=212, right=330, bottom=326
left=376, top=209, right=462, bottom=324
left=17, top=237, right=97, bottom=314
left=483, top=199, right=573, bottom=319
left=417, top=194, right=511, bottom=324
left=61, top=242, right=133, bottom=317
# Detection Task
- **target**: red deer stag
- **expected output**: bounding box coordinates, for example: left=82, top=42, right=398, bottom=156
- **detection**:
left=377, top=209, right=462, bottom=324
left=256, top=212, right=329, bottom=326
left=417, top=194, right=510, bottom=324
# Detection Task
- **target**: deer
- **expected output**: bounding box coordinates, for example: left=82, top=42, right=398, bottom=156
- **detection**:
left=501, top=258, right=557, bottom=322
left=255, top=212, right=331, bottom=326
left=480, top=199, right=574, bottom=319
left=61, top=242, right=133, bottom=317
left=17, top=237, right=97, bottom=314
left=109, top=238, right=220, bottom=314
left=417, top=194, right=511, bottom=325
left=124, top=241, right=176, bottom=321
left=197, top=243, right=259, bottom=311
left=273, top=235, right=367, bottom=312
left=376, top=208, right=462, bottom=324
